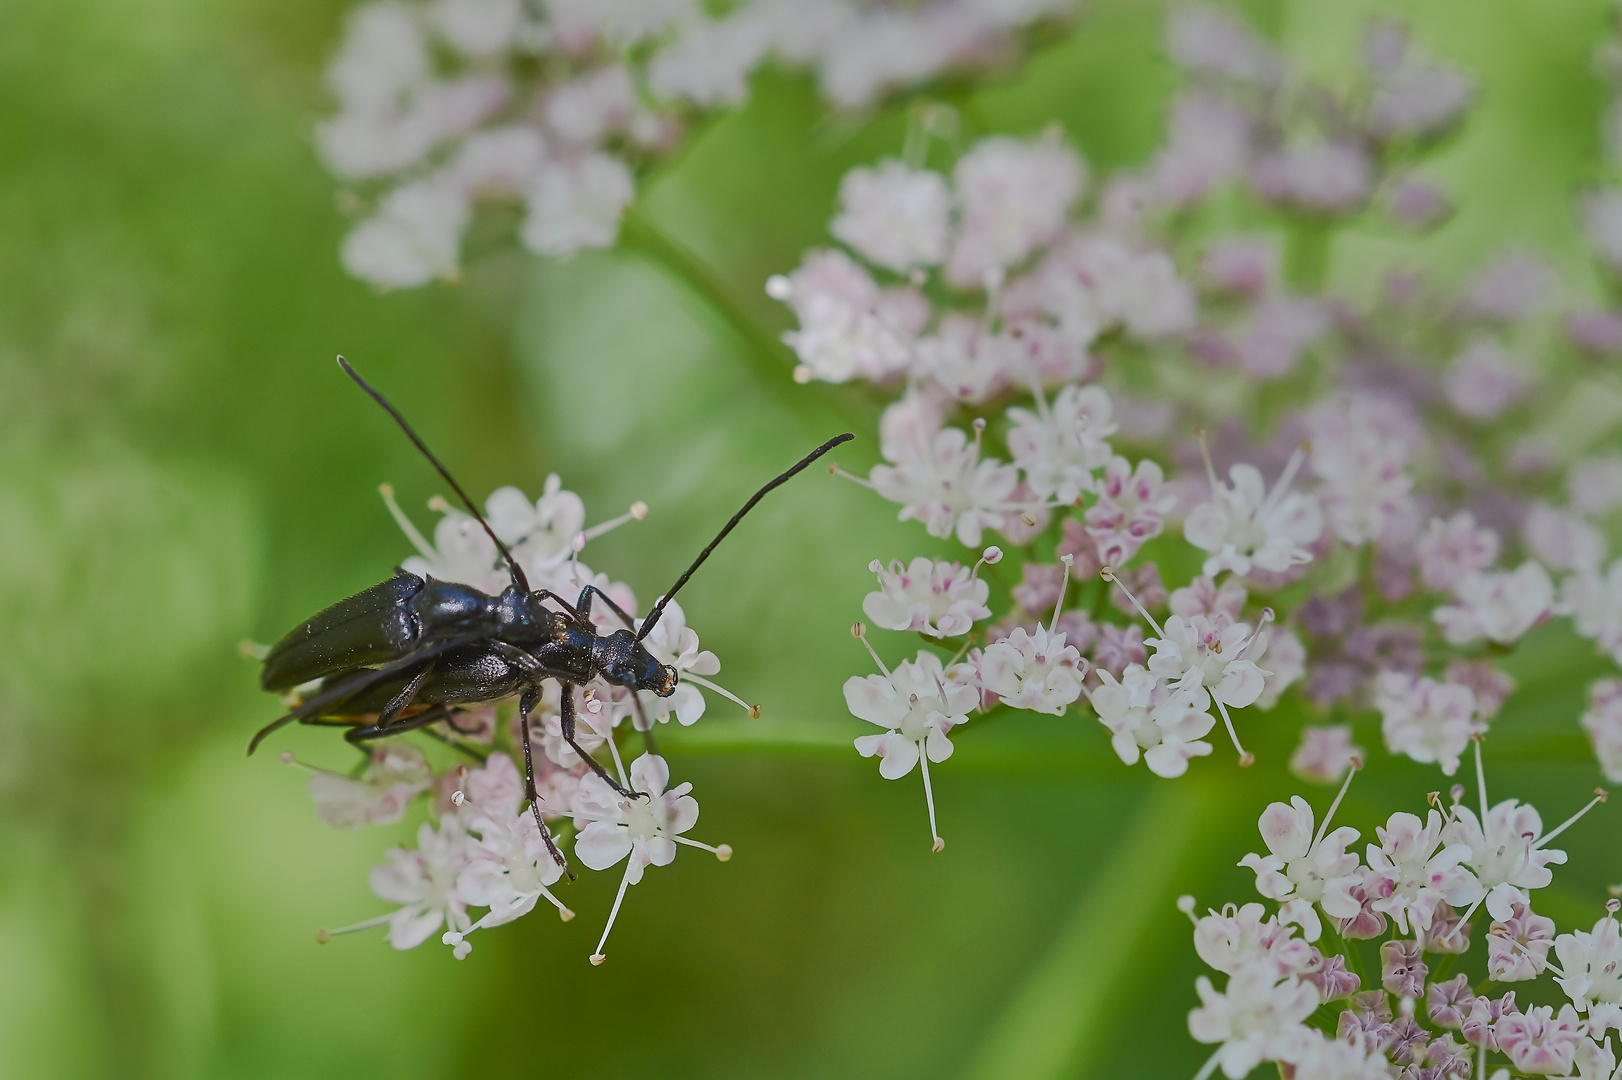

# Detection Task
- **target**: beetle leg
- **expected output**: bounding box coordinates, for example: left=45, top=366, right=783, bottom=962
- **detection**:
left=559, top=681, right=645, bottom=800
left=336, top=704, right=453, bottom=745
left=575, top=585, right=637, bottom=631
left=376, top=662, right=434, bottom=728
left=517, top=684, right=571, bottom=874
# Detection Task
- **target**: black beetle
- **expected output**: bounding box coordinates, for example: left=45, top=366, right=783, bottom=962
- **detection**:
left=252, top=357, right=851, bottom=868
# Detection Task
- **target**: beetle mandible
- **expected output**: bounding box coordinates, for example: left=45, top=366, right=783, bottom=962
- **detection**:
left=252, top=356, right=852, bottom=870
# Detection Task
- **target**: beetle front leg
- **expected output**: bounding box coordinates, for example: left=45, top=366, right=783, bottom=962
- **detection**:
left=575, top=585, right=637, bottom=631
left=517, top=684, right=571, bottom=874
left=559, top=681, right=645, bottom=800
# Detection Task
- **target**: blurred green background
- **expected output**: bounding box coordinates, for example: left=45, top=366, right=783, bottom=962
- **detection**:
left=2, top=0, right=1620, bottom=1077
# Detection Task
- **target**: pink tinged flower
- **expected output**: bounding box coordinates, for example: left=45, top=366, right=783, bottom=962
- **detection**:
left=1084, top=456, right=1175, bottom=565
left=1359, top=809, right=1482, bottom=936
left=1417, top=512, right=1499, bottom=591
left=1012, top=232, right=1196, bottom=341
left=1301, top=954, right=1359, bottom=1003
left=1385, top=175, right=1452, bottom=229
left=1567, top=309, right=1622, bottom=355
left=1089, top=622, right=1145, bottom=678
left=1188, top=963, right=1319, bottom=1079
left=646, top=13, right=772, bottom=108
left=1237, top=787, right=1361, bottom=942
left=1148, top=93, right=1254, bottom=205
left=1011, top=562, right=1066, bottom=615
left=1374, top=671, right=1483, bottom=776
left=1462, top=993, right=1515, bottom=1050
left=455, top=805, right=570, bottom=926
left=863, top=557, right=991, bottom=638
left=1464, top=250, right=1558, bottom=322
left=1289, top=725, right=1364, bottom=784
left=1166, top=6, right=1281, bottom=86
left=1199, top=236, right=1277, bottom=298
left=1184, top=453, right=1324, bottom=578
left=370, top=816, right=473, bottom=950
left=1092, top=664, right=1214, bottom=777
left=1445, top=339, right=1529, bottom=420
left=1250, top=141, right=1371, bottom=212
left=1192, top=902, right=1316, bottom=977
left=1005, top=383, right=1117, bottom=504
left=1305, top=393, right=1421, bottom=548
left=771, top=248, right=919, bottom=384
left=1445, top=660, right=1516, bottom=719
left=1572, top=454, right=1622, bottom=517
left=1564, top=562, right=1622, bottom=668
left=944, top=134, right=1086, bottom=289
left=830, top=160, right=951, bottom=273
left=1281, top=1034, right=1390, bottom=1080
left=1428, top=974, right=1474, bottom=1029
left=869, top=424, right=1020, bottom=547
left=1487, top=903, right=1558, bottom=982
left=1145, top=613, right=1268, bottom=713
left=1442, top=794, right=1567, bottom=897
left=1583, top=680, right=1622, bottom=782
left=1421, top=901, right=1473, bottom=954
left=1434, top=562, right=1554, bottom=646
left=1231, top=298, right=1329, bottom=380
left=459, top=751, right=524, bottom=819
left=1368, top=46, right=1475, bottom=141
left=1170, top=575, right=1248, bottom=621
left=980, top=624, right=1086, bottom=715
left=1527, top=503, right=1607, bottom=575
left=1496, top=1004, right=1584, bottom=1075
left=1555, top=911, right=1622, bottom=1014
left=1380, top=939, right=1427, bottom=998
left=307, top=742, right=432, bottom=830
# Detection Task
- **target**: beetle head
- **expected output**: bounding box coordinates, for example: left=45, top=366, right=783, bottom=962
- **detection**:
left=595, top=629, right=678, bottom=697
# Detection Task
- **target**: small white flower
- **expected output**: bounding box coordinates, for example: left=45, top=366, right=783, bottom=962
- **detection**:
left=1353, top=809, right=1481, bottom=936
left=1145, top=613, right=1267, bottom=715
left=869, top=424, right=1020, bottom=547
left=370, top=815, right=473, bottom=949
left=1570, top=454, right=1622, bottom=517
left=830, top=159, right=952, bottom=273
left=1374, top=671, right=1483, bottom=776
left=1564, top=560, right=1622, bottom=666
left=862, top=557, right=991, bottom=637
left=1091, top=663, right=1215, bottom=778
left=1306, top=393, right=1419, bottom=547
left=845, top=651, right=977, bottom=779
left=1417, top=511, right=1500, bottom=592
left=979, top=623, right=1086, bottom=715
left=1442, top=798, right=1567, bottom=900
left=1188, top=962, right=1319, bottom=1079
left=341, top=179, right=471, bottom=289
left=1434, top=562, right=1553, bottom=646
left=573, top=754, right=700, bottom=884
left=774, top=249, right=922, bottom=384
left=944, top=134, right=1086, bottom=289
left=1184, top=456, right=1323, bottom=578
left=455, top=805, right=569, bottom=931
left=1005, top=383, right=1117, bottom=504
left=1238, top=791, right=1361, bottom=942
left=307, top=742, right=432, bottom=830
left=1169, top=575, right=1248, bottom=622
left=1191, top=903, right=1316, bottom=979
left=1555, top=911, right=1622, bottom=1015
left=520, top=151, right=633, bottom=256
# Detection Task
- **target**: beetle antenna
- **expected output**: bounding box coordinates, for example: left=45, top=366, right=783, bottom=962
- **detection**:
left=637, top=433, right=854, bottom=641
left=337, top=357, right=530, bottom=593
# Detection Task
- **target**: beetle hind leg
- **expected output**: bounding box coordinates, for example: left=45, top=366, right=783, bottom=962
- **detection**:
left=517, top=684, right=572, bottom=875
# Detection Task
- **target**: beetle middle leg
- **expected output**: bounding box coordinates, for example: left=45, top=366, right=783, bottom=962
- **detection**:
left=515, top=684, right=571, bottom=873
left=559, top=681, right=644, bottom=799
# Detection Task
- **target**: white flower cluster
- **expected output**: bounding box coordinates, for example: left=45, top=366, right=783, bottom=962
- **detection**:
left=1187, top=753, right=1613, bottom=1080
left=288, top=473, right=751, bottom=962
left=319, top=0, right=1077, bottom=287
left=787, top=3, right=1622, bottom=822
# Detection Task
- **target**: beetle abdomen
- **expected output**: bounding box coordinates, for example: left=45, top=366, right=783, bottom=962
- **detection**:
left=260, top=571, right=424, bottom=692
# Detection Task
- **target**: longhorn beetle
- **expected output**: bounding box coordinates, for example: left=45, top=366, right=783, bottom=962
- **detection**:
left=253, top=356, right=852, bottom=869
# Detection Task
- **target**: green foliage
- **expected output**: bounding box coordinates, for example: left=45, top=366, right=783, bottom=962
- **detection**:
left=1, top=0, right=1619, bottom=1077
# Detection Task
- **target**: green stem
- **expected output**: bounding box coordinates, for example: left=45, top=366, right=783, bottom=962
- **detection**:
left=1284, top=217, right=1333, bottom=293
